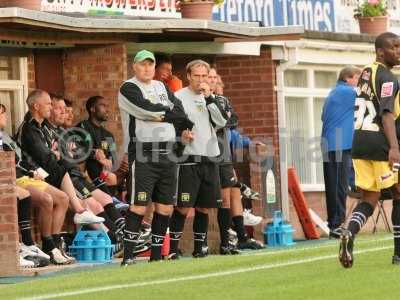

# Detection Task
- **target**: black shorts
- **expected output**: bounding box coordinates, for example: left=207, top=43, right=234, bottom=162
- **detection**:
left=86, top=159, right=103, bottom=181
left=92, top=177, right=107, bottom=189
left=176, top=162, right=222, bottom=208
left=130, top=154, right=178, bottom=206
left=219, top=164, right=237, bottom=188
left=45, top=168, right=67, bottom=189
left=71, top=176, right=95, bottom=200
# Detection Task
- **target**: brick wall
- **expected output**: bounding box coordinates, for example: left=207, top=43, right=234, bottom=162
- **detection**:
left=216, top=48, right=280, bottom=193
left=216, top=48, right=278, bottom=142
left=0, top=151, right=19, bottom=276
left=63, top=44, right=127, bottom=150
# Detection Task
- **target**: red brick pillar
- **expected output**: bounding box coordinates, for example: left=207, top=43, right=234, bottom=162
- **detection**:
left=0, top=151, right=19, bottom=277
left=0, top=1, right=41, bottom=10
left=63, top=44, right=127, bottom=148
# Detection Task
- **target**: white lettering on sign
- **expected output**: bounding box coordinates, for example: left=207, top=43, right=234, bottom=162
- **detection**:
left=214, top=0, right=334, bottom=31
left=40, top=0, right=180, bottom=18
left=214, top=0, right=400, bottom=33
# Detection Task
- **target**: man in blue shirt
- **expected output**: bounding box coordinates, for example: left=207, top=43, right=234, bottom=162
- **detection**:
left=321, top=66, right=361, bottom=238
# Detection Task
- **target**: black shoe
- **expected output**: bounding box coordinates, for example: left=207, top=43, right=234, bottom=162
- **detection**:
left=192, top=250, right=208, bottom=258
left=149, top=257, right=164, bottom=263
left=121, top=258, right=135, bottom=267
left=339, top=229, right=354, bottom=268
left=167, top=252, right=180, bottom=260
left=220, top=245, right=241, bottom=255
left=392, top=255, right=400, bottom=265
left=237, top=238, right=264, bottom=250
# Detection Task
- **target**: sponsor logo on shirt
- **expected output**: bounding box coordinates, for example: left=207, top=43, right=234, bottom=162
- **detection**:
left=381, top=82, right=394, bottom=98
left=101, top=141, right=109, bottom=150
left=159, top=94, right=169, bottom=105
left=137, top=192, right=147, bottom=201
left=362, top=70, right=371, bottom=81
left=181, top=193, right=190, bottom=202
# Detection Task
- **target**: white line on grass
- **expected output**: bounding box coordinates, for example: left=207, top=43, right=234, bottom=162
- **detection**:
left=19, top=245, right=392, bottom=300
left=241, top=236, right=393, bottom=257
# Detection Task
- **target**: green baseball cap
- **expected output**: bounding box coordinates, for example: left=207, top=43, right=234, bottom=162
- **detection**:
left=134, top=50, right=155, bottom=63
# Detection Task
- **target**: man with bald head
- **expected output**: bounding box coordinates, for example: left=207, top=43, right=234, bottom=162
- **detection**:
left=17, top=89, right=104, bottom=226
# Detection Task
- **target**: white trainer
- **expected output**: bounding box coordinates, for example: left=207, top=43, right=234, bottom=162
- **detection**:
left=59, top=238, right=76, bottom=264
left=49, top=248, right=69, bottom=265
left=73, top=210, right=104, bottom=224
left=243, top=209, right=262, bottom=226
left=19, top=254, right=35, bottom=268
left=61, top=251, right=76, bottom=264
left=21, top=244, right=50, bottom=260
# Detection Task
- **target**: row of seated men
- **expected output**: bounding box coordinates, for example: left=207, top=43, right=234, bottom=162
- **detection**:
left=0, top=93, right=128, bottom=268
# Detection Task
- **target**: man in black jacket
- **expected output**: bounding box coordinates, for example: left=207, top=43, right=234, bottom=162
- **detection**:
left=48, top=95, right=125, bottom=246
left=208, top=68, right=263, bottom=252
left=76, top=96, right=118, bottom=196
left=0, top=103, right=70, bottom=264
left=17, top=90, right=105, bottom=227
left=118, top=50, right=193, bottom=265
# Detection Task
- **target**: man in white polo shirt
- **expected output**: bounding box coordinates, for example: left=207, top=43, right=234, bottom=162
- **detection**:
left=168, top=59, right=229, bottom=259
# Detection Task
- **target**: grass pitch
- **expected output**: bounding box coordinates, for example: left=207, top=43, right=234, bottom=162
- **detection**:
left=1, top=234, right=398, bottom=300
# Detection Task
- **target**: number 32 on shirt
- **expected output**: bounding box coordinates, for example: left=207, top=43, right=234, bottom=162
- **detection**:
left=354, top=98, right=379, bottom=132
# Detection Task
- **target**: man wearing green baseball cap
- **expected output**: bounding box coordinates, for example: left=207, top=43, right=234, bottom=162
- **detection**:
left=133, top=49, right=156, bottom=63
left=118, top=49, right=194, bottom=266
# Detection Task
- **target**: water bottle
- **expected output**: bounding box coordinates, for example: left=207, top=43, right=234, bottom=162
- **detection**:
left=83, top=234, right=94, bottom=261
left=94, top=234, right=106, bottom=261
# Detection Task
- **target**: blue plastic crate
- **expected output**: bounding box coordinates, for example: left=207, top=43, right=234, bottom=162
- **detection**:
left=69, top=229, right=114, bottom=263
left=264, top=211, right=295, bottom=247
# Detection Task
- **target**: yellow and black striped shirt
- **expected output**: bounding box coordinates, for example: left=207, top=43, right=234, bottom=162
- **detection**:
left=352, top=62, right=400, bottom=161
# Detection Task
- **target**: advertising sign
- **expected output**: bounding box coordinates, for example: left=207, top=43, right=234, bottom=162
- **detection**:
left=213, top=0, right=400, bottom=34
left=213, top=0, right=335, bottom=31
left=40, top=0, right=180, bottom=18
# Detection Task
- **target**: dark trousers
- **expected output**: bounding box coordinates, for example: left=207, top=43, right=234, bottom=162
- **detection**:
left=323, top=149, right=352, bottom=230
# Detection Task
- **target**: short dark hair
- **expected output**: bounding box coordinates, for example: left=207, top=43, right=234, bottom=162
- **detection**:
left=49, top=93, right=65, bottom=103
left=375, top=32, right=398, bottom=51
left=64, top=98, right=73, bottom=107
left=86, top=95, right=104, bottom=115
left=0, top=103, right=6, bottom=114
left=155, top=53, right=172, bottom=69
